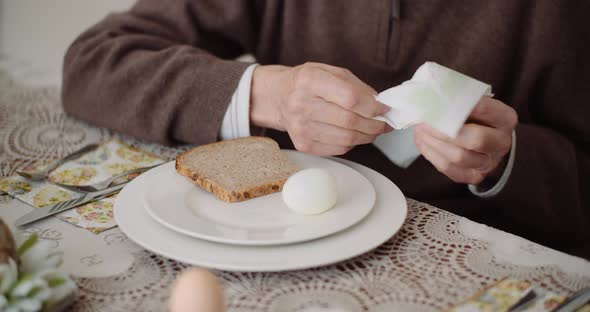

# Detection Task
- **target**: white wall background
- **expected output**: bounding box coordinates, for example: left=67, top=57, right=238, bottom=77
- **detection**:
left=0, top=0, right=135, bottom=75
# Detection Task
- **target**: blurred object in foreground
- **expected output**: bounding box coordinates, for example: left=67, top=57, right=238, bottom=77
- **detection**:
left=169, top=268, right=225, bottom=312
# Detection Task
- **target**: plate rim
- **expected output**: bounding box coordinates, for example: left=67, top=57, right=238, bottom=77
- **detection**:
left=114, top=152, right=407, bottom=272
left=142, top=151, right=377, bottom=246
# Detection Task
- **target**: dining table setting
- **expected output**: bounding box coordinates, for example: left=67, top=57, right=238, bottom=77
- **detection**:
left=1, top=55, right=590, bottom=312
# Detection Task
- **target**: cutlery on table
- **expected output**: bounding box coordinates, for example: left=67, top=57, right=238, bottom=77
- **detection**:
left=16, top=144, right=100, bottom=181
left=49, top=164, right=161, bottom=193
left=14, top=182, right=127, bottom=227
left=556, top=287, right=590, bottom=312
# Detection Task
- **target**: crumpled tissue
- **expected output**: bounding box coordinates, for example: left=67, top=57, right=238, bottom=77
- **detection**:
left=373, top=62, right=492, bottom=168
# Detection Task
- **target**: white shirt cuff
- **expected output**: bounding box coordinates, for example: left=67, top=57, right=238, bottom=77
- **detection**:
left=219, top=64, right=258, bottom=140
left=468, top=130, right=517, bottom=198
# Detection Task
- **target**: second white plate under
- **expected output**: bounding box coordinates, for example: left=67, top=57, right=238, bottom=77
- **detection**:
left=115, top=157, right=407, bottom=272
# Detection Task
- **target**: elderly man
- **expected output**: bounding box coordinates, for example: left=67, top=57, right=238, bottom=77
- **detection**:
left=62, top=0, right=590, bottom=258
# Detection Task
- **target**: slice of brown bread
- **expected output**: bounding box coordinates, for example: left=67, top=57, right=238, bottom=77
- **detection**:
left=175, top=136, right=298, bottom=203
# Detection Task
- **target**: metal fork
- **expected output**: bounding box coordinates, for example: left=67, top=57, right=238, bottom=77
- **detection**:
left=16, top=144, right=100, bottom=181
left=48, top=164, right=160, bottom=193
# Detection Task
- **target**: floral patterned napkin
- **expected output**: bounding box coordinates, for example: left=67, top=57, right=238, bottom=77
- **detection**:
left=0, top=139, right=165, bottom=234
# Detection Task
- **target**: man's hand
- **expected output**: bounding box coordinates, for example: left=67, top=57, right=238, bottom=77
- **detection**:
left=414, top=97, right=518, bottom=185
left=250, top=63, right=392, bottom=156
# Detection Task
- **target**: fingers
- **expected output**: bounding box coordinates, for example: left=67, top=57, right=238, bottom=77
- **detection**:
left=416, top=138, right=486, bottom=185
left=308, top=121, right=378, bottom=146
left=415, top=123, right=510, bottom=155
left=455, top=124, right=511, bottom=154
left=414, top=97, right=518, bottom=185
left=469, top=97, right=518, bottom=131
left=415, top=121, right=513, bottom=184
left=416, top=128, right=492, bottom=171
left=308, top=99, right=392, bottom=135
left=288, top=118, right=378, bottom=155
left=291, top=137, right=353, bottom=156
left=293, top=63, right=390, bottom=118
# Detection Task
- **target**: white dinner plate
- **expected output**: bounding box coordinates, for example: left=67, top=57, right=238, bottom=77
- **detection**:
left=143, top=151, right=376, bottom=246
left=115, top=156, right=407, bottom=272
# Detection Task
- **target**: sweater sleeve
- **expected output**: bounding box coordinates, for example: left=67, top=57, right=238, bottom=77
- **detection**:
left=485, top=6, right=590, bottom=255
left=62, top=0, right=261, bottom=145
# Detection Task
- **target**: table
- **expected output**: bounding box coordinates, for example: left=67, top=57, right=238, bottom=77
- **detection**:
left=1, top=58, right=589, bottom=312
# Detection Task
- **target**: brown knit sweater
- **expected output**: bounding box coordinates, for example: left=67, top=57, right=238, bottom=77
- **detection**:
left=62, top=0, right=590, bottom=258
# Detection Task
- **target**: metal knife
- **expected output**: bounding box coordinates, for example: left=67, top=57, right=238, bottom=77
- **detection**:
left=555, top=287, right=590, bottom=312
left=15, top=182, right=127, bottom=227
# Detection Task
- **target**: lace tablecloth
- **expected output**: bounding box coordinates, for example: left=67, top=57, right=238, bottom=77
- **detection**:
left=1, top=64, right=589, bottom=312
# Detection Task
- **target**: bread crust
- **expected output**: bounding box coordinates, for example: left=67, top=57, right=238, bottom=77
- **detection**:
left=175, top=137, right=294, bottom=203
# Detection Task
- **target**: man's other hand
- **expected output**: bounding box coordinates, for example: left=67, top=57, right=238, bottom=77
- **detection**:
left=414, top=97, right=518, bottom=185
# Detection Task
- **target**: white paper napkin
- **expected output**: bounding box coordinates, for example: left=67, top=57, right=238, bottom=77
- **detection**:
left=373, top=62, right=492, bottom=168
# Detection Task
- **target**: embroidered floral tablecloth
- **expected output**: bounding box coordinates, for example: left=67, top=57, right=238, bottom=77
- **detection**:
left=1, top=62, right=589, bottom=312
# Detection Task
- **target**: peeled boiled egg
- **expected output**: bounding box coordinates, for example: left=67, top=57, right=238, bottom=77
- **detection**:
left=282, top=168, right=338, bottom=215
